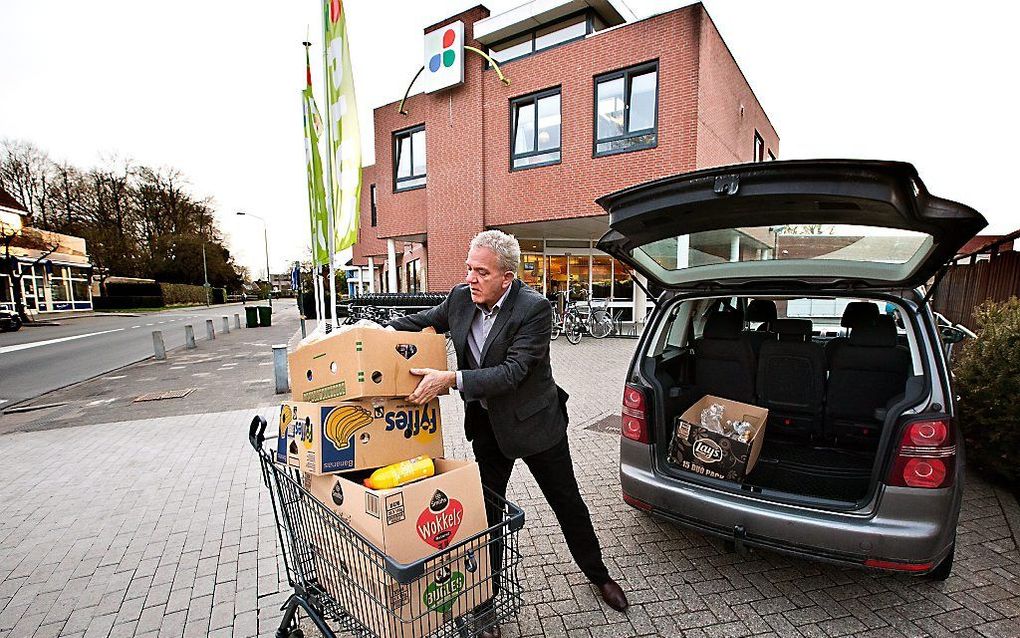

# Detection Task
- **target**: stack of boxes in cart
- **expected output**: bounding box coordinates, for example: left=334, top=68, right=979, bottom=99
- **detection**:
left=276, top=326, right=492, bottom=637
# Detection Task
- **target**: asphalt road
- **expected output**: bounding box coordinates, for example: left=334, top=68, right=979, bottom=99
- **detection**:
left=0, top=302, right=287, bottom=407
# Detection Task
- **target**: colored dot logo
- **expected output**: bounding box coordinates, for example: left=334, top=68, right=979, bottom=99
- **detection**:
left=429, top=29, right=457, bottom=73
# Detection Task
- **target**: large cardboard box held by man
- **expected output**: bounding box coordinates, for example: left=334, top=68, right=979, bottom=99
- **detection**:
left=667, top=395, right=769, bottom=482
left=303, top=459, right=493, bottom=638
left=289, top=327, right=447, bottom=403
left=287, top=398, right=444, bottom=475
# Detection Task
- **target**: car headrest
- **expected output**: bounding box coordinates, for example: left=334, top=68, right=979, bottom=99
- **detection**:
left=746, top=299, right=777, bottom=324
left=841, top=301, right=880, bottom=328
left=774, top=318, right=812, bottom=342
left=849, top=315, right=898, bottom=347
left=703, top=311, right=743, bottom=340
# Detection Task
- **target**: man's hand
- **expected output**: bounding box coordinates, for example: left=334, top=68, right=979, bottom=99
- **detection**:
left=408, top=368, right=457, bottom=405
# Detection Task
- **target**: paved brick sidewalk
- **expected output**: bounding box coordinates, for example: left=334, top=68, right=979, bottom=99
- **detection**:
left=1, top=337, right=1019, bottom=637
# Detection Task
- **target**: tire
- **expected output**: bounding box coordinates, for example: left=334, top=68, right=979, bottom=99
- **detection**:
left=566, top=315, right=582, bottom=345
left=927, top=542, right=955, bottom=581
left=590, top=311, right=613, bottom=339
left=551, top=312, right=561, bottom=340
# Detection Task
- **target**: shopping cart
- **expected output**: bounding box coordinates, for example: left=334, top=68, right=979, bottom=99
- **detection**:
left=249, top=416, right=525, bottom=638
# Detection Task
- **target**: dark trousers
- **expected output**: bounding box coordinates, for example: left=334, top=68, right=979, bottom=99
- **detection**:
left=470, top=403, right=610, bottom=586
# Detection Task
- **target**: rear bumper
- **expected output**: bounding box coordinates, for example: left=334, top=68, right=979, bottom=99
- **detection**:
left=620, top=440, right=959, bottom=571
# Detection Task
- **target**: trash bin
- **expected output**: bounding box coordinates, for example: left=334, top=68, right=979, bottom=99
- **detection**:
left=258, top=305, right=272, bottom=327
left=245, top=306, right=259, bottom=328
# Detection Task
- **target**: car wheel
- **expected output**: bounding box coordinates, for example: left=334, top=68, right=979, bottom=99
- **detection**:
left=927, top=542, right=955, bottom=581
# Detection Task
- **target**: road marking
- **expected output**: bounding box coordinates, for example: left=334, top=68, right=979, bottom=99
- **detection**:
left=86, top=398, right=117, bottom=407
left=0, top=399, right=7, bottom=405
left=131, top=325, right=141, bottom=329
left=192, top=372, right=211, bottom=377
left=145, top=323, right=154, bottom=327
left=0, top=328, right=126, bottom=354
left=104, top=375, right=126, bottom=380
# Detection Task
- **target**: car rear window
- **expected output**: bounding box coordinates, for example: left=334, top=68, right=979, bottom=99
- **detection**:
left=633, top=224, right=931, bottom=272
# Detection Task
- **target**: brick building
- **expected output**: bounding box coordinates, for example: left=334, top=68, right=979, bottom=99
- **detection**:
left=349, top=0, right=778, bottom=322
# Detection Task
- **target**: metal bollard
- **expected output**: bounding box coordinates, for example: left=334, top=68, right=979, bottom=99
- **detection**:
left=206, top=318, right=216, bottom=340
left=272, top=344, right=289, bottom=394
left=234, top=313, right=241, bottom=330
left=300, top=317, right=307, bottom=338
left=152, top=330, right=166, bottom=360
left=222, top=316, right=231, bottom=334
left=185, top=324, right=196, bottom=349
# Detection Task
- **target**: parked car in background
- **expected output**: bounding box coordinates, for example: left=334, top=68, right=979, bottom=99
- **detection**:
left=0, top=308, right=22, bottom=332
left=598, top=160, right=986, bottom=580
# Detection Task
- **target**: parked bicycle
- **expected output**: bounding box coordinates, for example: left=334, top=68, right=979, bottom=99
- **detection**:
left=551, top=295, right=616, bottom=344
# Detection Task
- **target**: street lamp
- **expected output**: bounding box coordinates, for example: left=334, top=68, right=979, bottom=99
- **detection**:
left=236, top=211, right=272, bottom=308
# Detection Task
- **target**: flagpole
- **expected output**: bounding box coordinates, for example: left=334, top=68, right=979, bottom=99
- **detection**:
left=322, top=4, right=338, bottom=334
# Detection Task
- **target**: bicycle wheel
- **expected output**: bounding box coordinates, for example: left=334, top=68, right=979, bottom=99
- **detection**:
left=566, top=315, right=582, bottom=345
left=551, top=311, right=561, bottom=340
left=590, top=311, right=613, bottom=339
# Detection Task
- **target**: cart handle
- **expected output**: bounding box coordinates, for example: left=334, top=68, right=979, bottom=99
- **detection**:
left=249, top=415, right=267, bottom=450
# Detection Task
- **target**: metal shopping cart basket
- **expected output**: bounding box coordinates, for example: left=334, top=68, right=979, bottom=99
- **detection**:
left=249, top=416, right=525, bottom=638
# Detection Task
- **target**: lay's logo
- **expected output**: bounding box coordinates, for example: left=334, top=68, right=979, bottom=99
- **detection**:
left=692, top=438, right=723, bottom=464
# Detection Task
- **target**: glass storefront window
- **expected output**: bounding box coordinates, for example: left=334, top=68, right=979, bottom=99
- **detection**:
left=613, top=259, right=633, bottom=300
left=51, top=276, right=70, bottom=301
left=545, top=256, right=568, bottom=303
left=518, top=254, right=543, bottom=292
left=567, top=255, right=590, bottom=302
left=72, top=280, right=90, bottom=301
left=591, top=256, right=612, bottom=299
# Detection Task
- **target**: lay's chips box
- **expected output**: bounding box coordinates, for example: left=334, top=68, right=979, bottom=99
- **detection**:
left=277, top=402, right=298, bottom=466
left=288, top=327, right=447, bottom=403
left=291, top=398, right=444, bottom=475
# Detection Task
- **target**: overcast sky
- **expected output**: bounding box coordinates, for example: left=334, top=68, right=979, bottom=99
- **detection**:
left=2, top=0, right=1017, bottom=276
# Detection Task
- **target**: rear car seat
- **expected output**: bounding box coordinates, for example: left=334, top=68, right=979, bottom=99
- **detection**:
left=825, top=315, right=911, bottom=445
left=756, top=318, right=827, bottom=440
left=742, top=299, right=778, bottom=357
left=825, top=301, right=880, bottom=365
left=693, top=311, right=757, bottom=404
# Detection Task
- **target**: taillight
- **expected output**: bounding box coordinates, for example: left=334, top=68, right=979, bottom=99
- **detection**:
left=621, top=383, right=651, bottom=444
left=886, top=418, right=956, bottom=489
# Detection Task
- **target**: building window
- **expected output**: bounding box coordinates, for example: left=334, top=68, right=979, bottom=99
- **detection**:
left=489, top=12, right=593, bottom=65
left=594, top=62, right=658, bottom=156
left=370, top=184, right=378, bottom=226
left=754, top=131, right=765, bottom=162
left=511, top=88, right=561, bottom=170
left=393, top=125, right=426, bottom=191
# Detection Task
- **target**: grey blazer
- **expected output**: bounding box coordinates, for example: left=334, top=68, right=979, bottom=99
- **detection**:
left=388, top=279, right=569, bottom=459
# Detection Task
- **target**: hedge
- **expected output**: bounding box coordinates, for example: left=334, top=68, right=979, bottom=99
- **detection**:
left=953, top=297, right=1020, bottom=485
left=93, top=296, right=164, bottom=309
left=160, top=283, right=210, bottom=305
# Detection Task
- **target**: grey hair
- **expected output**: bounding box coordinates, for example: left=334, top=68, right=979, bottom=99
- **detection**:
left=470, top=230, right=521, bottom=274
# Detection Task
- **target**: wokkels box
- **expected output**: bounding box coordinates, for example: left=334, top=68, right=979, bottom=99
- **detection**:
left=667, top=395, right=769, bottom=483
left=289, top=327, right=447, bottom=403
left=303, top=458, right=487, bottom=564
left=308, top=525, right=493, bottom=638
left=291, top=398, right=445, bottom=475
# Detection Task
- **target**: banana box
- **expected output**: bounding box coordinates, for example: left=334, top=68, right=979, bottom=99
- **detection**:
left=292, top=398, right=445, bottom=475
left=288, top=327, right=447, bottom=403
left=277, top=402, right=301, bottom=468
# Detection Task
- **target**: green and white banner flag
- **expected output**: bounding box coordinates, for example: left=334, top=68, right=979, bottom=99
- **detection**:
left=323, top=0, right=362, bottom=253
left=302, top=85, right=329, bottom=267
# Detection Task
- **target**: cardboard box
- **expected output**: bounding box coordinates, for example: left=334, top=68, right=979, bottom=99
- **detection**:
left=308, top=521, right=493, bottom=638
left=667, top=395, right=769, bottom=482
left=303, top=458, right=488, bottom=564
left=291, top=398, right=445, bottom=475
left=276, top=401, right=305, bottom=468
left=289, top=327, right=447, bottom=403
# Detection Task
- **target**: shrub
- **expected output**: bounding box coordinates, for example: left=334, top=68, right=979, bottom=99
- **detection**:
left=159, top=282, right=209, bottom=305
left=953, top=297, right=1020, bottom=484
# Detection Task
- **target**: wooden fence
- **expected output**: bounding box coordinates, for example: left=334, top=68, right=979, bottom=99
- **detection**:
left=932, top=250, right=1020, bottom=328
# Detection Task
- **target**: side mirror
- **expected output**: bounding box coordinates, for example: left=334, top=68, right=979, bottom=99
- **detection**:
left=940, top=325, right=967, bottom=345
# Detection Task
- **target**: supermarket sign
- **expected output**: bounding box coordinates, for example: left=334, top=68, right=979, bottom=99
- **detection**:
left=423, top=21, right=464, bottom=93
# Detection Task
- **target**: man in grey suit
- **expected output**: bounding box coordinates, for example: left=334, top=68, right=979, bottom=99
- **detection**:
left=390, top=230, right=628, bottom=636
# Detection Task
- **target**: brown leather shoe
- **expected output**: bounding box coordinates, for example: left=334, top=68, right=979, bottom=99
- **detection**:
left=479, top=625, right=501, bottom=638
left=598, top=579, right=629, bottom=612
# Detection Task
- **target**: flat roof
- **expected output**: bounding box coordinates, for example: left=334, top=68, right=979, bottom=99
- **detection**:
left=473, top=0, right=634, bottom=44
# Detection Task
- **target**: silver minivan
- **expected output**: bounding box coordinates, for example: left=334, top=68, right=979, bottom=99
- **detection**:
left=596, top=160, right=986, bottom=579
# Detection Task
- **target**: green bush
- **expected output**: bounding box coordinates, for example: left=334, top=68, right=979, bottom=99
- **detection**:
left=159, top=282, right=208, bottom=305
left=953, top=297, right=1020, bottom=484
